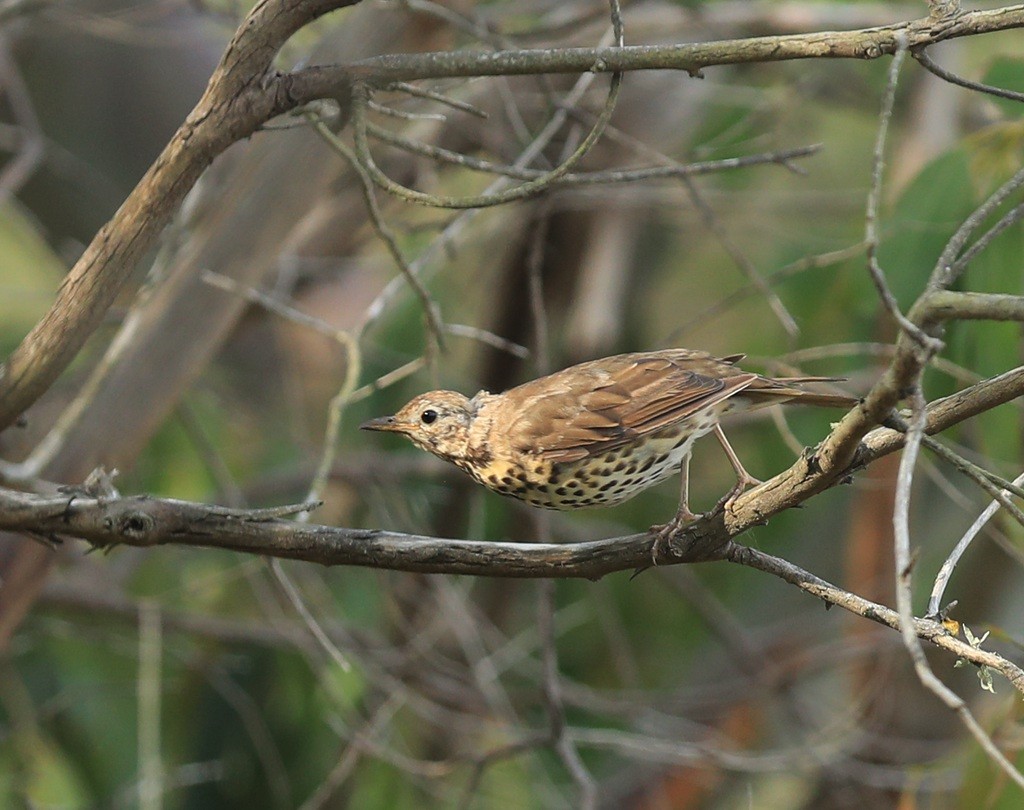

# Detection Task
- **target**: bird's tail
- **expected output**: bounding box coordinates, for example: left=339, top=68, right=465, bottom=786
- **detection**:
left=747, top=376, right=859, bottom=409
left=785, top=390, right=860, bottom=408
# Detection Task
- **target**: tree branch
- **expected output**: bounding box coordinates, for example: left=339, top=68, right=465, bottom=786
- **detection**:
left=2, top=2, right=1023, bottom=430
left=2, top=364, right=1020, bottom=573
left=727, top=543, right=1024, bottom=696
left=0, top=0, right=363, bottom=432
left=4, top=358, right=1022, bottom=692
left=288, top=4, right=1024, bottom=94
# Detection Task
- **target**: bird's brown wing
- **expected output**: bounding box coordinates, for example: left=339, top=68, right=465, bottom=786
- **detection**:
left=506, top=354, right=757, bottom=464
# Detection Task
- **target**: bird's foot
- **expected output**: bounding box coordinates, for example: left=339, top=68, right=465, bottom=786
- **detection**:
left=649, top=506, right=702, bottom=566
left=715, top=472, right=763, bottom=516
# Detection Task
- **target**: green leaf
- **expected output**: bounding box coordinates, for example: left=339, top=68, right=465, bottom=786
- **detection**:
left=877, top=150, right=975, bottom=307
left=980, top=57, right=1024, bottom=119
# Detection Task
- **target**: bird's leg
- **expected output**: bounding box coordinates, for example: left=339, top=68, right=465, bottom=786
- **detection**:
left=650, top=453, right=700, bottom=563
left=713, top=425, right=762, bottom=513
left=673, top=450, right=700, bottom=523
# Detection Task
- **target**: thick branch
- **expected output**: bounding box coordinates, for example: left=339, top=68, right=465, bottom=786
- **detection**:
left=699, top=366, right=1024, bottom=546
left=286, top=5, right=1024, bottom=97
left=1, top=366, right=1020, bottom=689
left=860, top=365, right=1024, bottom=459
left=0, top=489, right=655, bottom=577
left=1, top=367, right=1020, bottom=577
left=920, top=291, right=1024, bottom=323
left=0, top=0, right=362, bottom=432
left=2, top=2, right=1023, bottom=430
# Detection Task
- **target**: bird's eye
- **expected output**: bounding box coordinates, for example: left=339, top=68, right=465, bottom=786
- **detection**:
left=420, top=409, right=438, bottom=425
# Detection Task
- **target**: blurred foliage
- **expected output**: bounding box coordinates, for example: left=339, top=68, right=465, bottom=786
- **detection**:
left=0, top=202, right=62, bottom=350
left=2, top=2, right=1024, bottom=809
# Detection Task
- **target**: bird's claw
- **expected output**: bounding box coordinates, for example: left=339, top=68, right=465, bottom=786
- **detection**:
left=714, top=473, right=763, bottom=516
left=649, top=508, right=702, bottom=566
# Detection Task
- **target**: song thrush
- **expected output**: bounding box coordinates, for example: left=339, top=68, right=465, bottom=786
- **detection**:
left=361, top=349, right=856, bottom=540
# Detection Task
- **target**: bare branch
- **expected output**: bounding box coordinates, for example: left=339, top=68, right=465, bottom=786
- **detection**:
left=929, top=164, right=1024, bottom=292
left=864, top=35, right=942, bottom=350
left=349, top=66, right=623, bottom=208
left=4, top=3, right=1023, bottom=428
left=914, top=46, right=1024, bottom=104
left=928, top=470, right=1024, bottom=618
left=290, top=6, right=1024, bottom=93
left=307, top=116, right=447, bottom=348
left=726, top=543, right=1024, bottom=696
left=366, top=120, right=822, bottom=186
left=892, top=389, right=1024, bottom=788
left=5, top=478, right=1022, bottom=699
left=384, top=81, right=489, bottom=119
left=0, top=0, right=364, bottom=430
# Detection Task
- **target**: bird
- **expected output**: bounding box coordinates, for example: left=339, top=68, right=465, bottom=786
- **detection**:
left=360, top=349, right=856, bottom=543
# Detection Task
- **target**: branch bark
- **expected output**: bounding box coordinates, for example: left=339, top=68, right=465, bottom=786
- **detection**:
left=287, top=4, right=1024, bottom=93
left=2, top=2, right=1023, bottom=429
left=2, top=365, right=1020, bottom=576
left=3, top=368, right=1022, bottom=692
left=0, top=0, right=363, bottom=431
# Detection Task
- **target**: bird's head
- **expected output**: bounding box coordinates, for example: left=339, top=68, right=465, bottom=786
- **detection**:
left=360, top=390, right=474, bottom=460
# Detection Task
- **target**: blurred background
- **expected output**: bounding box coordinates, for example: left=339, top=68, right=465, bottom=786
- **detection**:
left=2, top=0, right=1024, bottom=807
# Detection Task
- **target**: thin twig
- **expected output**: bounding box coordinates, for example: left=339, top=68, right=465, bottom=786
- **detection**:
left=669, top=243, right=867, bottom=342
left=919, top=433, right=1024, bottom=520
left=538, top=579, right=597, bottom=809
left=359, top=36, right=622, bottom=336
left=914, top=46, right=1024, bottom=104
left=366, top=120, right=822, bottom=186
left=726, top=542, right=1024, bottom=696
left=267, top=558, right=352, bottom=672
left=864, top=35, right=942, bottom=350
left=892, top=391, right=1024, bottom=789
left=347, top=357, right=428, bottom=404
left=950, top=202, right=1024, bottom=276
left=928, top=469, right=1024, bottom=618
left=348, top=14, right=624, bottom=211
left=350, top=70, right=623, bottom=208
left=680, top=175, right=799, bottom=339
left=930, top=164, right=1024, bottom=290
left=384, top=81, right=489, bottom=118
left=202, top=270, right=350, bottom=342
left=308, top=117, right=446, bottom=351
left=444, top=324, right=529, bottom=358
left=367, top=98, right=446, bottom=121
left=299, top=701, right=406, bottom=810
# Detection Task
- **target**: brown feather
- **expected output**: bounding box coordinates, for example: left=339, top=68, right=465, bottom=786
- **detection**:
left=505, top=351, right=765, bottom=462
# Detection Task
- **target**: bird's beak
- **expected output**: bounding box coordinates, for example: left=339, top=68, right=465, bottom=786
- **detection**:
left=360, top=415, right=402, bottom=433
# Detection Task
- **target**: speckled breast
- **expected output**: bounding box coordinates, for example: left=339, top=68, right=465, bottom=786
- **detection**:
left=536, top=423, right=701, bottom=510
left=461, top=412, right=722, bottom=510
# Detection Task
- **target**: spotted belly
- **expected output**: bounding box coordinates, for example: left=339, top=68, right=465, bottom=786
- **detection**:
left=460, top=415, right=720, bottom=510
left=539, top=429, right=698, bottom=509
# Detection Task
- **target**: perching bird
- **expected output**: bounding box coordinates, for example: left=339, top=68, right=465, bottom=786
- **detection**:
left=361, top=349, right=856, bottom=534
